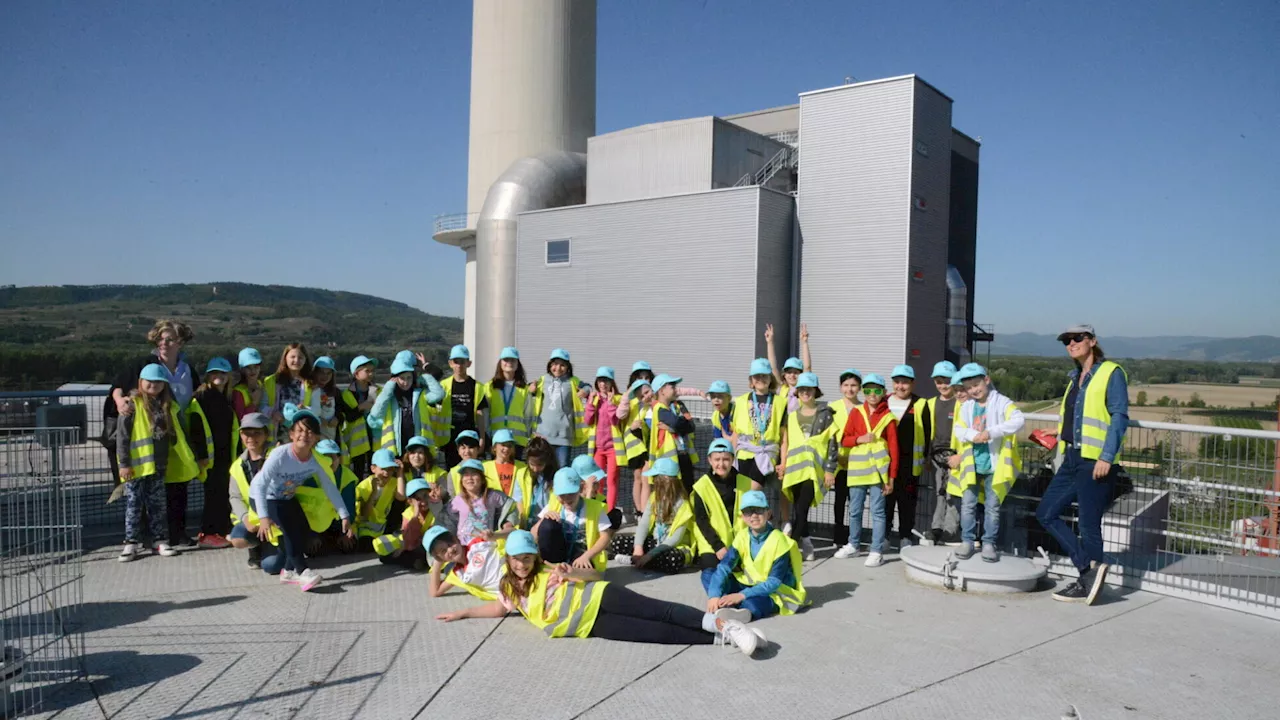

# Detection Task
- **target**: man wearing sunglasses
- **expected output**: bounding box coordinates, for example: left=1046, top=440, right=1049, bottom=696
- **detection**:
left=1036, top=325, right=1129, bottom=606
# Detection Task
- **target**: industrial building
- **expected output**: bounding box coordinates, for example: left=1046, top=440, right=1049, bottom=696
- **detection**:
left=433, top=0, right=989, bottom=386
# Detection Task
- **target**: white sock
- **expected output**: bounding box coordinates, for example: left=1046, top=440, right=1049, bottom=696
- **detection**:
left=702, top=612, right=719, bottom=633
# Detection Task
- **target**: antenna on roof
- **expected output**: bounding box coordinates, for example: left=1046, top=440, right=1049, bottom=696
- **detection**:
left=844, top=75, right=857, bottom=85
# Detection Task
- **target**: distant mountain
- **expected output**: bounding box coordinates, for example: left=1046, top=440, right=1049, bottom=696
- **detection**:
left=990, top=332, right=1280, bottom=362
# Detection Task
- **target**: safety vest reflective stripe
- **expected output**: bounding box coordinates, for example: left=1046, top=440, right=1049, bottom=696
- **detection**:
left=909, top=397, right=927, bottom=475
left=544, top=581, right=603, bottom=637
left=730, top=529, right=807, bottom=615
left=949, top=403, right=1021, bottom=503
left=488, top=384, right=530, bottom=445
left=731, top=392, right=785, bottom=461
left=845, top=405, right=892, bottom=486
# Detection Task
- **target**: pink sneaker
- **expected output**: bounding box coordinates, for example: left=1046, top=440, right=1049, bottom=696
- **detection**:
left=279, top=569, right=301, bottom=585
left=297, top=569, right=323, bottom=592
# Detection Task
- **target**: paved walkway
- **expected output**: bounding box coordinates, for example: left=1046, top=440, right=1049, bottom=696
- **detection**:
left=29, top=542, right=1280, bottom=720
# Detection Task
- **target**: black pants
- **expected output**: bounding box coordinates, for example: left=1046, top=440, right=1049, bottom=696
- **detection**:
left=200, top=457, right=233, bottom=536
left=886, top=475, right=920, bottom=539
left=832, top=470, right=850, bottom=546
left=166, top=481, right=191, bottom=544
left=379, top=546, right=427, bottom=569
left=350, top=452, right=371, bottom=483
left=790, top=479, right=817, bottom=538
left=607, top=534, right=687, bottom=574
left=537, top=518, right=587, bottom=565
left=678, top=453, right=697, bottom=495
left=266, top=497, right=311, bottom=573
left=588, top=585, right=713, bottom=645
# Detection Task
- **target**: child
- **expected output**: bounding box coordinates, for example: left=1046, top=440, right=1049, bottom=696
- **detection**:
left=887, top=364, right=931, bottom=549
left=226, top=413, right=279, bottom=570
left=834, top=374, right=898, bottom=568
left=447, top=430, right=489, bottom=495
left=487, top=346, right=531, bottom=457
left=355, top=449, right=403, bottom=543
left=764, top=321, right=812, bottom=413
left=609, top=458, right=694, bottom=574
left=647, top=374, right=699, bottom=493
left=534, top=467, right=614, bottom=571
left=306, top=356, right=340, bottom=442
left=232, top=348, right=265, bottom=421
left=438, top=345, right=489, bottom=468
left=339, top=355, right=378, bottom=480
left=512, top=437, right=557, bottom=529
left=707, top=380, right=735, bottom=442
left=828, top=369, right=862, bottom=550
left=261, top=343, right=311, bottom=443
left=781, top=372, right=839, bottom=560
left=705, top=490, right=809, bottom=623
left=731, top=359, right=790, bottom=531
left=188, top=357, right=237, bottom=549
left=373, top=478, right=435, bottom=570
left=249, top=404, right=351, bottom=591
left=452, top=459, right=518, bottom=545
left=529, top=348, right=591, bottom=468
left=623, top=379, right=654, bottom=518
left=313, top=439, right=360, bottom=553
left=571, top=455, right=624, bottom=529
left=484, top=429, right=530, bottom=498
left=399, top=434, right=456, bottom=535
left=949, top=363, right=1024, bottom=562
left=435, top=530, right=762, bottom=655
left=690, top=439, right=753, bottom=590
left=368, top=350, right=445, bottom=456
left=116, top=364, right=199, bottom=561
left=426, top=525, right=504, bottom=601
left=583, top=366, right=625, bottom=512
left=926, top=362, right=962, bottom=545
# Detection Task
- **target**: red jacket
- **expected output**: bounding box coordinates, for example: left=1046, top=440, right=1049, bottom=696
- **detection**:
left=840, top=401, right=899, bottom=479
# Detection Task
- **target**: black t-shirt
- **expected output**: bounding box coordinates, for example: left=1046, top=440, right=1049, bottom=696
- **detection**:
left=1062, top=380, right=1080, bottom=447
left=450, top=377, right=477, bottom=432
left=395, top=385, right=416, bottom=450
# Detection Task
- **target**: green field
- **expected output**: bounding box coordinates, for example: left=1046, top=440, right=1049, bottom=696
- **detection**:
left=1211, top=415, right=1265, bottom=431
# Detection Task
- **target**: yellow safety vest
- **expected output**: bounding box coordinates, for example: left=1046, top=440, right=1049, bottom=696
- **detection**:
left=435, top=376, right=489, bottom=446
left=229, top=452, right=280, bottom=544
left=1057, top=361, right=1126, bottom=462
left=339, top=387, right=372, bottom=460
left=487, top=382, right=531, bottom=446
left=293, top=459, right=350, bottom=534
left=186, top=397, right=241, bottom=482
left=690, top=473, right=751, bottom=555
left=645, top=497, right=695, bottom=556
left=948, top=402, right=1022, bottom=504
left=376, top=388, right=434, bottom=454
left=355, top=475, right=398, bottom=537
left=927, top=395, right=962, bottom=488
left=126, top=396, right=198, bottom=484
left=730, top=392, right=786, bottom=462
left=828, top=399, right=856, bottom=470
left=530, top=375, right=591, bottom=447
left=907, top=397, right=928, bottom=476
left=622, top=398, right=650, bottom=462
left=523, top=569, right=607, bottom=638
left=585, top=394, right=628, bottom=460
left=729, top=528, right=808, bottom=615
left=846, top=405, right=893, bottom=487
left=781, top=408, right=834, bottom=506
left=483, top=459, right=529, bottom=498
left=648, top=401, right=699, bottom=465
left=543, top=495, right=609, bottom=571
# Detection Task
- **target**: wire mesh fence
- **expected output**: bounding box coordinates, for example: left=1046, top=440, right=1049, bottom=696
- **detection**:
left=1, top=428, right=85, bottom=718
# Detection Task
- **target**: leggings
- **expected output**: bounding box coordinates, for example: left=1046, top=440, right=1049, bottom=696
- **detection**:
left=788, top=479, right=818, bottom=538
left=607, top=534, right=688, bottom=574
left=832, top=470, right=850, bottom=546
left=592, top=446, right=621, bottom=511
left=266, top=497, right=311, bottom=573
left=588, top=585, right=714, bottom=645
left=886, top=475, right=920, bottom=539
left=166, top=481, right=190, bottom=544
left=200, top=458, right=233, bottom=536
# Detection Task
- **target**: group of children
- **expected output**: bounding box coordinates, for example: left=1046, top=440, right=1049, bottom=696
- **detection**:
left=112, top=333, right=1023, bottom=653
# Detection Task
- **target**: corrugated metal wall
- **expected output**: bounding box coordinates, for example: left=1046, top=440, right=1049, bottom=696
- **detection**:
left=710, top=118, right=789, bottom=189
left=514, top=187, right=771, bottom=389
left=797, top=77, right=915, bottom=380
left=585, top=118, right=715, bottom=204
left=754, top=189, right=796, bottom=376
left=904, top=82, right=954, bottom=381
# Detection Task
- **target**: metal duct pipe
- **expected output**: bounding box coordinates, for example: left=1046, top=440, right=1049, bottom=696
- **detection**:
left=474, top=151, right=588, bottom=372
left=946, top=265, right=972, bottom=367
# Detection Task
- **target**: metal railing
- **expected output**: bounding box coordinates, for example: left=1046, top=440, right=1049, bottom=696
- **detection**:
left=733, top=145, right=796, bottom=188
left=432, top=212, right=477, bottom=236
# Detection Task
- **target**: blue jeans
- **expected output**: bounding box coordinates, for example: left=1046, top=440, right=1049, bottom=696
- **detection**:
left=847, top=484, right=887, bottom=553
left=700, top=573, right=777, bottom=621
left=961, top=473, right=1000, bottom=545
left=1036, top=449, right=1116, bottom=573
left=553, top=445, right=571, bottom=468
left=230, top=523, right=286, bottom=574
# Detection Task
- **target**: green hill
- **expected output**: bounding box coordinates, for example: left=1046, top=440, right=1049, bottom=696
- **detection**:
left=0, top=283, right=462, bottom=389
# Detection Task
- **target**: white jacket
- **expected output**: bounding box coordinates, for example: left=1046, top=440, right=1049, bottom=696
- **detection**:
left=956, top=388, right=1024, bottom=444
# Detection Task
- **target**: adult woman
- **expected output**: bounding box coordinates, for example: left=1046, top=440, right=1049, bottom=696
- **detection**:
left=102, top=319, right=201, bottom=484
left=1036, top=325, right=1129, bottom=606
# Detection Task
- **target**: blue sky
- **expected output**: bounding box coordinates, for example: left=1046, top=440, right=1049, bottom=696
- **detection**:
left=2, top=0, right=1277, bottom=337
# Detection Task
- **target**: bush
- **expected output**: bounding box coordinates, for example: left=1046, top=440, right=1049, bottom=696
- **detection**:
left=1135, top=391, right=1148, bottom=406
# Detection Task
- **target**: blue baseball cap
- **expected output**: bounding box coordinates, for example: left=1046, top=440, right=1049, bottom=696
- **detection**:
left=651, top=373, right=680, bottom=392
left=749, top=358, right=772, bottom=377
left=455, top=430, right=480, bottom=446
left=956, top=363, right=988, bottom=382
left=313, top=356, right=335, bottom=371
left=708, top=380, right=732, bottom=395
left=782, top=357, right=804, bottom=372
left=552, top=467, right=583, bottom=495
left=405, top=435, right=433, bottom=451
left=708, top=438, right=734, bottom=455
left=315, top=439, right=341, bottom=456
left=456, top=458, right=485, bottom=474
left=237, top=347, right=262, bottom=368
left=372, top=449, right=399, bottom=469
left=740, top=490, right=769, bottom=510
left=492, top=429, right=515, bottom=445
left=205, top=357, right=233, bottom=375
left=862, top=373, right=887, bottom=388
left=950, top=372, right=965, bottom=387
left=570, top=455, right=605, bottom=481
left=499, top=347, right=520, bottom=360
left=139, top=364, right=168, bottom=383
left=840, top=368, right=862, bottom=382
left=891, top=364, right=916, bottom=380
left=643, top=458, right=680, bottom=477
left=390, top=350, right=416, bottom=375
left=449, top=345, right=470, bottom=361
left=931, top=361, right=958, bottom=379
left=285, top=403, right=321, bottom=429
left=505, top=529, right=538, bottom=557
left=549, top=348, right=571, bottom=362
left=627, top=379, right=651, bottom=397
left=595, top=366, right=615, bottom=381
left=631, top=361, right=651, bottom=373
left=795, top=372, right=820, bottom=389
left=349, top=355, right=378, bottom=375
left=423, top=525, right=452, bottom=554
left=405, top=479, right=432, bottom=498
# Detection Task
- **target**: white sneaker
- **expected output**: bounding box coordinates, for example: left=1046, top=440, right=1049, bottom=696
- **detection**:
left=297, top=568, right=323, bottom=592
left=613, top=554, right=633, bottom=567
left=279, top=569, right=301, bottom=585
left=782, top=522, right=793, bottom=537
left=800, top=537, right=815, bottom=561
left=718, top=619, right=759, bottom=657
left=715, top=607, right=752, bottom=625
left=750, top=627, right=768, bottom=646
left=864, top=552, right=884, bottom=568
left=154, top=542, right=179, bottom=557
left=833, top=543, right=860, bottom=559
left=118, top=543, right=138, bottom=562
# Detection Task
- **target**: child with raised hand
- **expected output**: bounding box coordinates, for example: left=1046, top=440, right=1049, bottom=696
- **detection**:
left=484, top=429, right=530, bottom=498
left=339, top=355, right=379, bottom=479
left=116, top=364, right=200, bottom=561
left=731, top=359, right=790, bottom=531
left=451, top=459, right=518, bottom=545
left=707, top=380, right=736, bottom=442
left=609, top=458, right=694, bottom=574
left=447, top=430, right=488, bottom=495
left=188, top=357, right=237, bottom=549
left=227, top=413, right=276, bottom=569
left=426, top=525, right=504, bottom=601
left=487, top=346, right=531, bottom=458
left=249, top=404, right=351, bottom=591
left=368, top=349, right=445, bottom=456
left=706, top=490, right=809, bottom=624
left=261, top=343, right=312, bottom=442
left=835, top=373, right=898, bottom=568
left=232, top=348, right=265, bottom=421
left=435, top=530, right=762, bottom=655
left=511, top=437, right=557, bottom=528
left=534, top=467, right=614, bottom=571
left=781, top=372, right=839, bottom=560
left=648, top=374, right=699, bottom=493
left=529, top=348, right=592, bottom=468
left=949, top=363, right=1024, bottom=562
left=764, top=322, right=812, bottom=413
left=584, top=366, right=625, bottom=513
left=355, top=449, right=402, bottom=545
left=373, top=478, right=436, bottom=570
left=828, top=369, right=862, bottom=550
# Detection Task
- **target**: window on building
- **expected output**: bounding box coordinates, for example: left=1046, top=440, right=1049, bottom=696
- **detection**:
left=545, top=239, right=571, bottom=265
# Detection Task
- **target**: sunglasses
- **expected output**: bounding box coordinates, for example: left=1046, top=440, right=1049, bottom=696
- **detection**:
left=863, top=387, right=885, bottom=396
left=1061, top=333, right=1091, bottom=346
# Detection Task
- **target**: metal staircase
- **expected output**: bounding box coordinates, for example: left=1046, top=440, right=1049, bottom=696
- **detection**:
left=734, top=144, right=797, bottom=187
